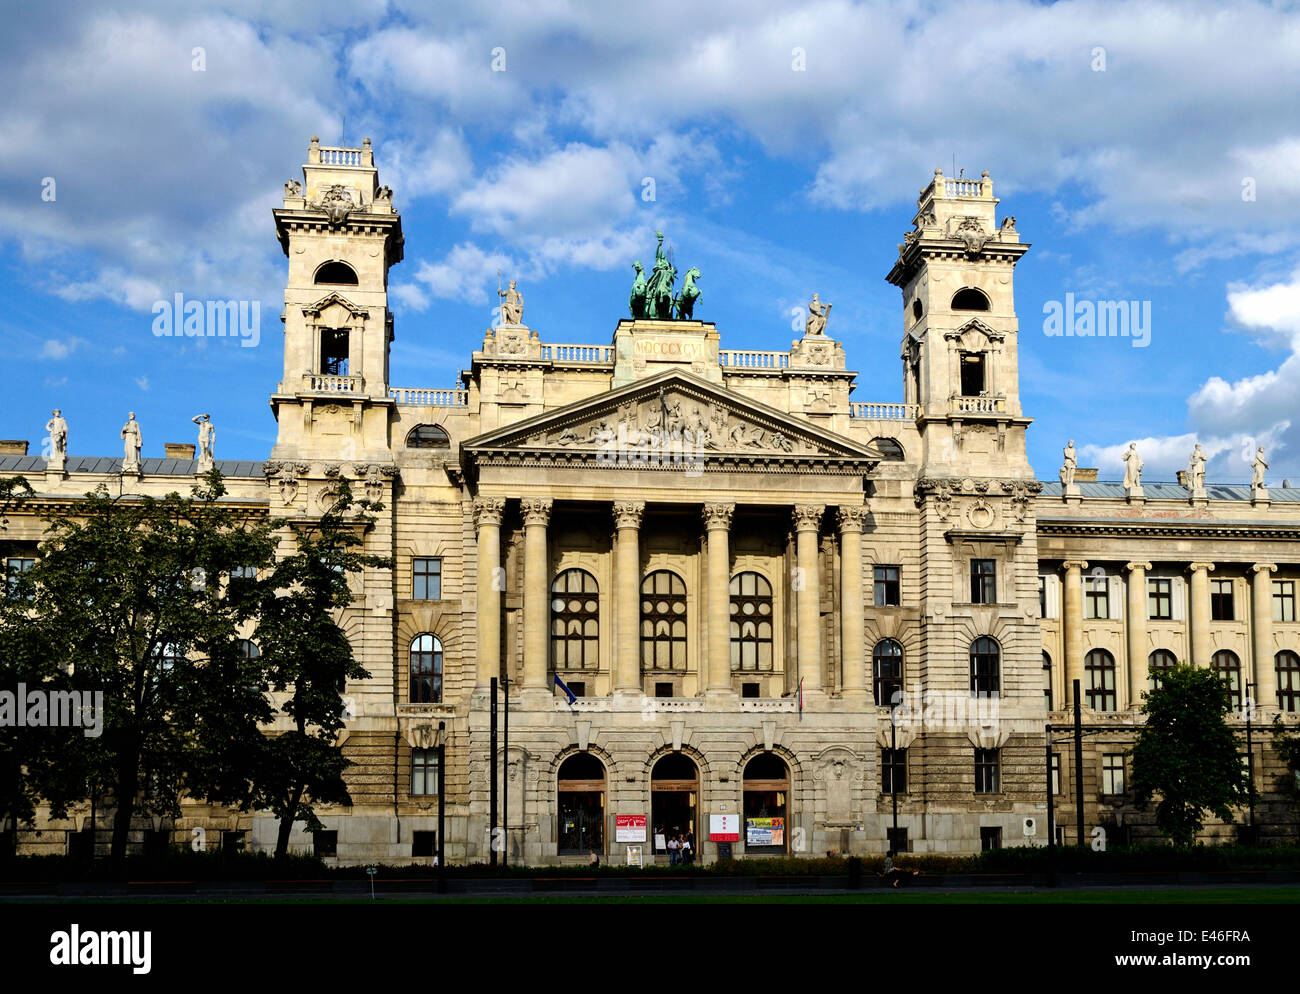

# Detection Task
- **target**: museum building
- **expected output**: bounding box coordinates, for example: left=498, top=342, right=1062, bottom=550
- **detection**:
left=4, top=138, right=1299, bottom=864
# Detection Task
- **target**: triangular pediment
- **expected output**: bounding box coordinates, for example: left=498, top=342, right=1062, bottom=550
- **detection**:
left=303, top=292, right=369, bottom=320
left=463, top=370, right=883, bottom=469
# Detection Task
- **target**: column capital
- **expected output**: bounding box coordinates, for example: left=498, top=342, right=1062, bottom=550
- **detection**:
left=612, top=500, right=645, bottom=530
left=1061, top=560, right=1089, bottom=573
left=473, top=496, right=506, bottom=530
left=1123, top=561, right=1153, bottom=573
left=1186, top=561, right=1216, bottom=575
left=1251, top=562, right=1279, bottom=575
left=836, top=503, right=869, bottom=532
left=521, top=497, right=553, bottom=526
left=792, top=504, right=825, bottom=532
left=702, top=502, right=735, bottom=530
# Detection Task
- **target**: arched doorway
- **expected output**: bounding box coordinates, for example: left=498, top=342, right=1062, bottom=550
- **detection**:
left=743, top=753, right=789, bottom=853
left=557, top=753, right=605, bottom=855
left=650, top=753, right=698, bottom=859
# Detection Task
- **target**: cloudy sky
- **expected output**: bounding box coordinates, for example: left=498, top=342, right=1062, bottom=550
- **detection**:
left=4, top=0, right=1300, bottom=483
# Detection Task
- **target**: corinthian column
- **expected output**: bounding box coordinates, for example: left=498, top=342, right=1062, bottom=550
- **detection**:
left=1251, top=563, right=1278, bottom=710
left=792, top=505, right=825, bottom=693
left=1062, top=561, right=1088, bottom=706
left=613, top=501, right=645, bottom=693
left=837, top=504, right=869, bottom=698
left=474, top=497, right=506, bottom=687
left=521, top=498, right=553, bottom=691
left=1187, top=562, right=1215, bottom=667
left=703, top=502, right=735, bottom=694
left=1124, top=561, right=1152, bottom=709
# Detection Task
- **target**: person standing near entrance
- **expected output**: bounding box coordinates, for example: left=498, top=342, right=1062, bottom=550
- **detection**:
left=668, top=834, right=680, bottom=866
left=680, top=834, right=692, bottom=865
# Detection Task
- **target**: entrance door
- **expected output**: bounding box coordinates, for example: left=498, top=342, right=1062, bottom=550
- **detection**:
left=557, top=753, right=606, bottom=855
left=650, top=753, right=699, bottom=858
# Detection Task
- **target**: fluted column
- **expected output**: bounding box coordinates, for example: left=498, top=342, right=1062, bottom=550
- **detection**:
left=521, top=498, right=553, bottom=691
left=1187, top=562, right=1215, bottom=667
left=837, top=504, right=869, bottom=698
left=1252, top=563, right=1278, bottom=710
left=474, top=497, right=506, bottom=687
left=613, top=501, right=645, bottom=693
left=793, top=505, right=825, bottom=692
left=1062, top=560, right=1088, bottom=706
left=1124, top=561, right=1151, bottom=709
left=703, top=502, right=735, bottom=694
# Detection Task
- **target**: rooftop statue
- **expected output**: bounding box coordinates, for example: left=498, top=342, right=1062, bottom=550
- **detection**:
left=629, top=231, right=702, bottom=321
left=629, top=261, right=648, bottom=319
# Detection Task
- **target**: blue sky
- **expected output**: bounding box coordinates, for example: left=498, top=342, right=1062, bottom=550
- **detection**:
left=4, top=0, right=1300, bottom=483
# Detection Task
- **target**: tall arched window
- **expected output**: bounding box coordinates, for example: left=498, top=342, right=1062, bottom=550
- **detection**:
left=557, top=753, right=606, bottom=855
left=1042, top=651, right=1053, bottom=711
left=873, top=639, right=904, bottom=705
left=406, top=425, right=450, bottom=449
left=642, top=571, right=687, bottom=670
left=870, top=437, right=905, bottom=461
left=410, top=634, right=443, bottom=703
left=1148, top=649, right=1177, bottom=691
left=730, top=572, right=773, bottom=671
left=1085, top=649, right=1117, bottom=711
left=1212, top=650, right=1242, bottom=711
left=552, top=569, right=599, bottom=670
left=1277, top=651, right=1300, bottom=713
left=970, top=637, right=1000, bottom=696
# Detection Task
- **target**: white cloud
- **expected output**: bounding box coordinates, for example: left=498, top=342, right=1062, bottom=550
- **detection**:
left=410, top=243, right=516, bottom=305
left=40, top=337, right=87, bottom=360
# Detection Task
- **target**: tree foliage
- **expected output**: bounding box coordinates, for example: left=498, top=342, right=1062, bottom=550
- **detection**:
left=1130, top=664, right=1252, bottom=846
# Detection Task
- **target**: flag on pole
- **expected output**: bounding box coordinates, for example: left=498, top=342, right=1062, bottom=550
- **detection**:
left=554, top=674, right=578, bottom=706
left=798, top=678, right=804, bottom=721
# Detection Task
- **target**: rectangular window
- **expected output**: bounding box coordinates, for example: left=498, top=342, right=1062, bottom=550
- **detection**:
left=873, top=565, right=901, bottom=607
left=881, top=748, right=907, bottom=795
left=1038, top=575, right=1047, bottom=619
left=970, top=559, right=997, bottom=604
left=412, top=831, right=437, bottom=858
left=411, top=749, right=440, bottom=796
left=980, top=826, right=1002, bottom=851
left=413, top=558, right=442, bottom=600
left=320, top=328, right=349, bottom=376
left=1273, top=580, right=1296, bottom=622
left=5, top=557, right=33, bottom=601
left=567, top=681, right=585, bottom=698
left=1051, top=753, right=1061, bottom=796
left=1084, top=574, right=1110, bottom=619
left=741, top=682, right=760, bottom=699
left=655, top=682, right=674, bottom=699
left=886, top=827, right=909, bottom=853
left=1102, top=754, right=1125, bottom=795
left=229, top=565, right=258, bottom=581
left=313, top=830, right=338, bottom=858
left=1147, top=578, right=1172, bottom=620
left=974, top=748, right=1000, bottom=794
left=960, top=352, right=985, bottom=395
left=1210, top=578, right=1234, bottom=621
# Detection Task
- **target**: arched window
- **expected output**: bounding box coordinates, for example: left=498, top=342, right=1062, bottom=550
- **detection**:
left=911, top=298, right=923, bottom=321
left=651, top=753, right=699, bottom=857
left=1148, top=649, right=1177, bottom=691
left=873, top=639, right=904, bottom=706
left=1043, top=651, right=1053, bottom=711
left=314, top=261, right=358, bottom=286
left=730, top=572, right=773, bottom=671
left=410, top=634, right=443, bottom=704
left=743, top=754, right=789, bottom=853
left=552, top=569, right=599, bottom=670
left=1085, top=649, right=1117, bottom=711
left=1212, top=650, right=1242, bottom=711
left=236, top=639, right=260, bottom=660
left=406, top=425, right=451, bottom=449
left=951, top=287, right=990, bottom=311
left=558, top=753, right=606, bottom=854
left=1277, top=651, right=1300, bottom=713
left=970, top=637, right=1000, bottom=696
left=642, top=571, right=687, bottom=671
left=870, top=437, right=905, bottom=461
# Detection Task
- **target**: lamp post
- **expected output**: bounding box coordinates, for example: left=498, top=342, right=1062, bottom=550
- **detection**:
left=890, top=689, right=899, bottom=846
left=1245, top=680, right=1256, bottom=839
left=437, top=719, right=445, bottom=888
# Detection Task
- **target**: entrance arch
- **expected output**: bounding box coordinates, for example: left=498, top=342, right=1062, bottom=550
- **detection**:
left=743, top=753, right=790, bottom=853
left=557, top=753, right=605, bottom=854
left=650, top=753, right=699, bottom=859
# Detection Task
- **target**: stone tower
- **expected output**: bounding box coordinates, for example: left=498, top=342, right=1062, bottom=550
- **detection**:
left=270, top=136, right=404, bottom=463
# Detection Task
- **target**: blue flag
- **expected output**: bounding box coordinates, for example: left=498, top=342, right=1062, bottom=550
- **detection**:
left=554, top=674, right=577, bottom=706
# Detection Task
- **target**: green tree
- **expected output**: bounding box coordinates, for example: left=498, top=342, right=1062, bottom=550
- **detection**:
left=5, top=471, right=277, bottom=862
left=1131, top=664, right=1252, bottom=846
left=1271, top=716, right=1300, bottom=838
left=206, top=479, right=387, bottom=861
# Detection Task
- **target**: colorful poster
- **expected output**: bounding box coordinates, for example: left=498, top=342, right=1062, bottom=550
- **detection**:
left=626, top=845, right=643, bottom=867
left=615, top=814, right=647, bottom=843
left=746, top=817, right=785, bottom=846
left=709, top=813, right=739, bottom=842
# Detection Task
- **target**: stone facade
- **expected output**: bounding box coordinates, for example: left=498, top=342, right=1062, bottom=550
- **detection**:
left=5, top=147, right=1300, bottom=864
